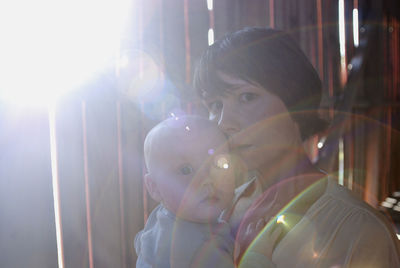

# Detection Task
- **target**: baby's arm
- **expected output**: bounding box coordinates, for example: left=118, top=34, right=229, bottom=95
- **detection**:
left=190, top=238, right=234, bottom=268
left=190, top=221, right=235, bottom=268
left=190, top=219, right=282, bottom=268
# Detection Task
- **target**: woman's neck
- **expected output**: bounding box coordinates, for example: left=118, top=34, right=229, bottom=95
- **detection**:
left=255, top=149, right=322, bottom=191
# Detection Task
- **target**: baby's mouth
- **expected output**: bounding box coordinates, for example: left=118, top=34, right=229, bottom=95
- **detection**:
left=201, top=194, right=220, bottom=204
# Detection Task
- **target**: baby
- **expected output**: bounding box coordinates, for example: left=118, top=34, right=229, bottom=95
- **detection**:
left=135, top=115, right=236, bottom=267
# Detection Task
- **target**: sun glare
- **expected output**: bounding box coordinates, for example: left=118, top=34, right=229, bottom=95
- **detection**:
left=0, top=0, right=131, bottom=107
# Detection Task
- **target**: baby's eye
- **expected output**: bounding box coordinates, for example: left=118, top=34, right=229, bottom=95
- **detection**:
left=239, top=93, right=258, bottom=103
left=179, top=164, right=194, bottom=175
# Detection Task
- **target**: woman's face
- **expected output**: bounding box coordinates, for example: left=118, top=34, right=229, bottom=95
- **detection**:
left=203, top=73, right=302, bottom=172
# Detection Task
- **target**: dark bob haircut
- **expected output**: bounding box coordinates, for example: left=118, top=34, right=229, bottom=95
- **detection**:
left=193, top=27, right=328, bottom=140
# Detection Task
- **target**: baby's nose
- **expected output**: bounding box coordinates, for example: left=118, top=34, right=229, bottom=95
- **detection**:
left=201, top=180, right=216, bottom=195
left=199, top=172, right=215, bottom=188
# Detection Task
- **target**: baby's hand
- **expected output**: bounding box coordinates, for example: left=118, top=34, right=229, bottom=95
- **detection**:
left=236, top=218, right=266, bottom=257
left=244, top=218, right=283, bottom=259
left=245, top=218, right=266, bottom=239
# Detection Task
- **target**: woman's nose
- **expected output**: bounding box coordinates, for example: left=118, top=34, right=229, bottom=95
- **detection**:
left=217, top=104, right=240, bottom=136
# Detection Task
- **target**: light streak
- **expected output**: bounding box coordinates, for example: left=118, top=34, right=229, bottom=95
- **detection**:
left=48, top=105, right=65, bottom=268
left=208, top=28, right=214, bottom=46
left=353, top=9, right=359, bottom=47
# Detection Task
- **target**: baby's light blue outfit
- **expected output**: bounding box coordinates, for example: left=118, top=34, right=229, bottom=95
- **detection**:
left=135, top=204, right=234, bottom=268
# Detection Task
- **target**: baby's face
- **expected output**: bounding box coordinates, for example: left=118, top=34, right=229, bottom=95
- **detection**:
left=152, top=125, right=235, bottom=223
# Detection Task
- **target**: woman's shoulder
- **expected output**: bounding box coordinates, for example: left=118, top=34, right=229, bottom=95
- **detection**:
left=323, top=178, right=384, bottom=217
left=313, top=178, right=398, bottom=236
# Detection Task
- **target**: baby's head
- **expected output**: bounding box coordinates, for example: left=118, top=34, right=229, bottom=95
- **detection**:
left=144, top=115, right=235, bottom=223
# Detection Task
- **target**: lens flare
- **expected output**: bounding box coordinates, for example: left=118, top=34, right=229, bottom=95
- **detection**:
left=276, top=214, right=285, bottom=224
left=216, top=155, right=229, bottom=169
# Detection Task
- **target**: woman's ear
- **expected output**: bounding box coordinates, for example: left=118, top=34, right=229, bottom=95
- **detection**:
left=144, top=173, right=162, bottom=202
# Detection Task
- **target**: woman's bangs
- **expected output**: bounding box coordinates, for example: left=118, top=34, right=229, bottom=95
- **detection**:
left=194, top=60, right=233, bottom=99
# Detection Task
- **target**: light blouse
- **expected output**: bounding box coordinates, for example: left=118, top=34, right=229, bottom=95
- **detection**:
left=235, top=177, right=400, bottom=267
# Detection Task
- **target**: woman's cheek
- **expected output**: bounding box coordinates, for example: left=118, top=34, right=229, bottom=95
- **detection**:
left=240, top=103, right=267, bottom=127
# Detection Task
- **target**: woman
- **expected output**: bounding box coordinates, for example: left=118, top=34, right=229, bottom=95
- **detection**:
left=193, top=27, right=400, bottom=267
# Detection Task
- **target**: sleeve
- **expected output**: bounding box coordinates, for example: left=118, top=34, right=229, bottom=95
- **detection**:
left=134, top=232, right=153, bottom=268
left=239, top=251, right=276, bottom=268
left=344, top=213, right=400, bottom=268
left=135, top=257, right=152, bottom=268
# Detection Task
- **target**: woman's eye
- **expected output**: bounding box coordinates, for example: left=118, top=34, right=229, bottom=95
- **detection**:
left=239, top=93, right=258, bottom=103
left=180, top=165, right=193, bottom=175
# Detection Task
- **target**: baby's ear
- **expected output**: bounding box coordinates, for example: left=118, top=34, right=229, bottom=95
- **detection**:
left=144, top=173, right=162, bottom=202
